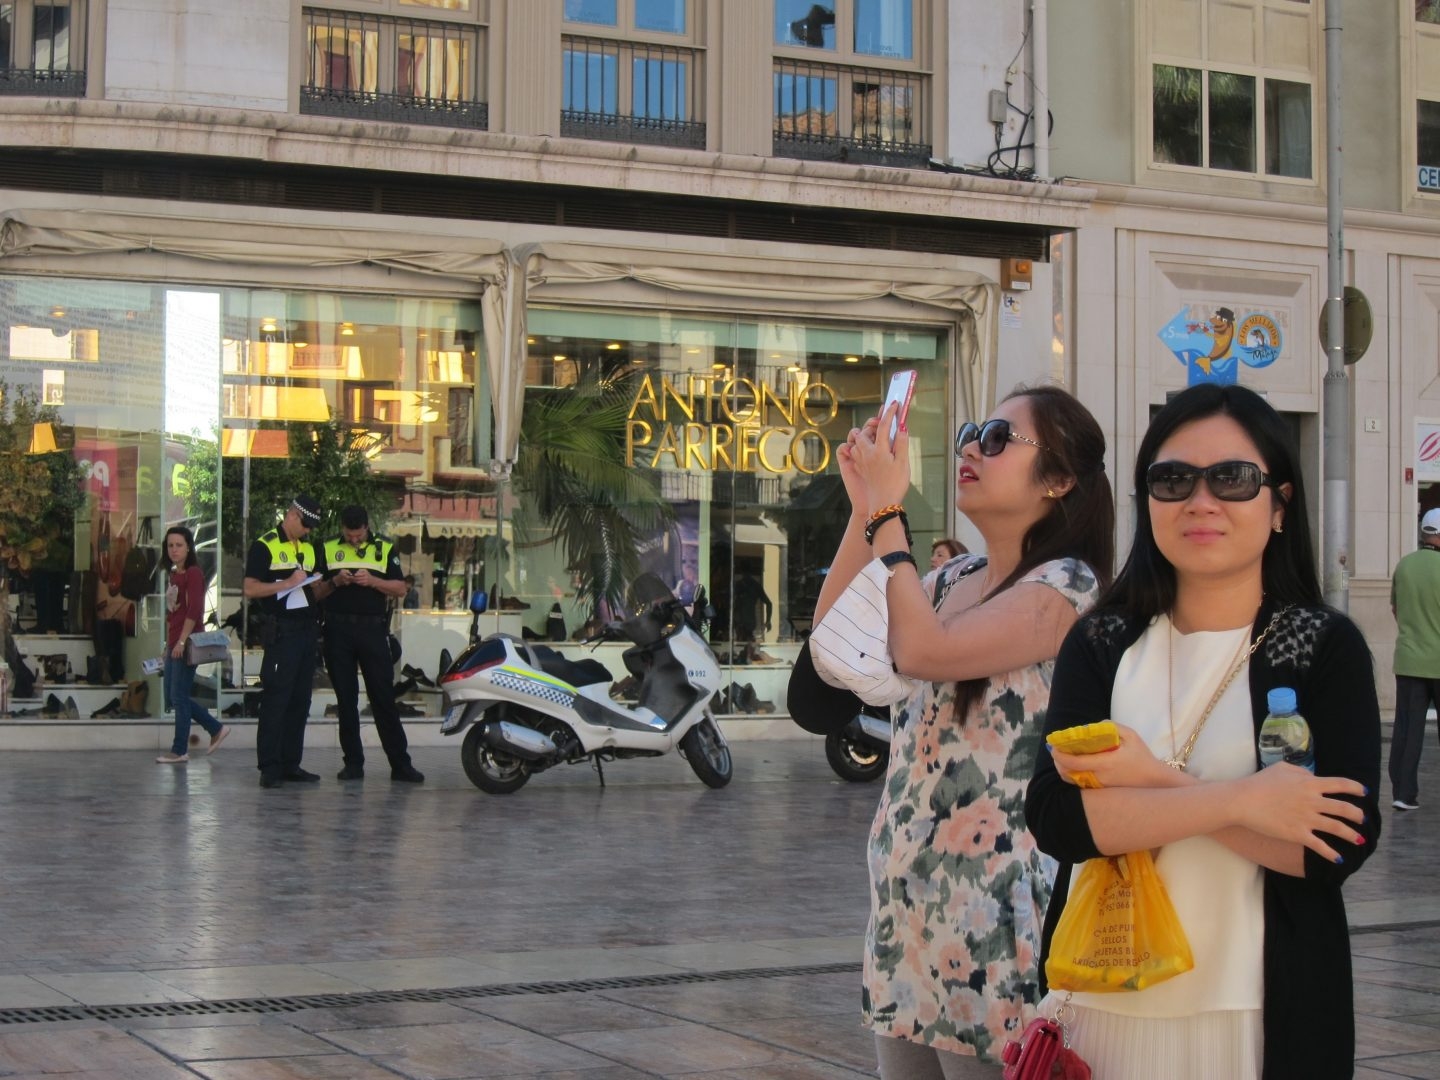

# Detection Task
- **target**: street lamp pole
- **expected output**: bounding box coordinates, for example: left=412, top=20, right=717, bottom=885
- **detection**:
left=1322, top=0, right=1349, bottom=611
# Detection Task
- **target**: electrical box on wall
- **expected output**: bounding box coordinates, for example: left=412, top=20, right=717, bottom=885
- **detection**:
left=1001, top=257, right=1033, bottom=291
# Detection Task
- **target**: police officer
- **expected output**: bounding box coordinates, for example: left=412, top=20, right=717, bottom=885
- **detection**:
left=319, top=505, right=424, bottom=783
left=243, top=494, right=329, bottom=789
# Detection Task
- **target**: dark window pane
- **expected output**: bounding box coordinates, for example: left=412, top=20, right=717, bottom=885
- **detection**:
left=0, top=5, right=14, bottom=67
left=33, top=0, right=76, bottom=71
left=564, top=0, right=617, bottom=27
left=562, top=47, right=618, bottom=113
left=854, top=0, right=912, bottom=59
left=1264, top=78, right=1311, bottom=177
left=635, top=0, right=685, bottom=34
left=1420, top=100, right=1440, bottom=191
left=773, top=71, right=837, bottom=136
left=633, top=56, right=687, bottom=119
left=776, top=1, right=835, bottom=50
left=1420, top=0, right=1440, bottom=24
left=1209, top=70, right=1255, bottom=172
left=1153, top=64, right=1202, bottom=166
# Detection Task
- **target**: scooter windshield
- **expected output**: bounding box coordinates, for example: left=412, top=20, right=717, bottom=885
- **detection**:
left=627, top=573, right=675, bottom=614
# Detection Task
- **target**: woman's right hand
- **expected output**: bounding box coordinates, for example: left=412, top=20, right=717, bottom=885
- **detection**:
left=1229, top=765, right=1367, bottom=864
left=835, top=417, right=880, bottom=512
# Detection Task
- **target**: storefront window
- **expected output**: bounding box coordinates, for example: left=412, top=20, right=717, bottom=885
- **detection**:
left=2, top=274, right=490, bottom=719
left=513, top=306, right=948, bottom=714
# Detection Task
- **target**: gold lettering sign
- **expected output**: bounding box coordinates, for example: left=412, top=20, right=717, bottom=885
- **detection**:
left=626, top=375, right=838, bottom=474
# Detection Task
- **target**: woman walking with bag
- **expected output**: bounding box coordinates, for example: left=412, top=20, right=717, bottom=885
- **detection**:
left=796, top=385, right=1114, bottom=1076
left=1026, top=384, right=1379, bottom=1079
left=155, top=526, right=230, bottom=764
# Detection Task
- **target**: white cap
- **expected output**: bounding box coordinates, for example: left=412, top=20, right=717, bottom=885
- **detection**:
left=1422, top=508, right=1440, bottom=535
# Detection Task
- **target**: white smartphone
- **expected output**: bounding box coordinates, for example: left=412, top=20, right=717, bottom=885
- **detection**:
left=881, top=369, right=918, bottom=441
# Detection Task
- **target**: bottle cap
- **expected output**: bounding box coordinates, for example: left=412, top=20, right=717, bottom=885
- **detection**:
left=1266, top=687, right=1297, bottom=714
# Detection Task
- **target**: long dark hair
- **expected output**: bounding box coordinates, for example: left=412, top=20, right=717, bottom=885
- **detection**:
left=165, top=526, right=199, bottom=570
left=1101, top=383, right=1322, bottom=620
left=954, top=384, right=1116, bottom=718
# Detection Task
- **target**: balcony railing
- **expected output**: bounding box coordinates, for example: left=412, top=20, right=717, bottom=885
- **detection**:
left=0, top=68, right=86, bottom=97
left=561, top=34, right=706, bottom=150
left=300, top=8, right=487, bottom=131
left=773, top=59, right=931, bottom=169
left=300, top=87, right=488, bottom=130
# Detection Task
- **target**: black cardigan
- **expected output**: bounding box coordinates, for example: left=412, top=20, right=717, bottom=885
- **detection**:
left=1025, top=599, right=1381, bottom=1080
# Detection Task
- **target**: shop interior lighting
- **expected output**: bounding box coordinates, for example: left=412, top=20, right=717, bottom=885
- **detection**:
left=27, top=422, right=57, bottom=455
left=221, top=428, right=291, bottom=458
left=259, top=317, right=279, bottom=333
left=553, top=354, right=567, bottom=362
left=844, top=355, right=860, bottom=363
left=606, top=342, right=622, bottom=351
left=49, top=306, right=65, bottom=319
left=339, top=322, right=356, bottom=336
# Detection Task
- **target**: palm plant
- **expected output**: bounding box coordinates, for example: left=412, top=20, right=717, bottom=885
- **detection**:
left=512, top=373, right=673, bottom=613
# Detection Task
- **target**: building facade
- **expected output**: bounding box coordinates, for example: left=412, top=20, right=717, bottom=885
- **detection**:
left=1046, top=0, right=1440, bottom=704
left=0, top=1, right=1081, bottom=730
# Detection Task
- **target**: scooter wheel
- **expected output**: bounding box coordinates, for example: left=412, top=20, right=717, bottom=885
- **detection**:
left=461, top=722, right=532, bottom=794
left=824, top=727, right=888, bottom=782
left=680, top=715, right=733, bottom=788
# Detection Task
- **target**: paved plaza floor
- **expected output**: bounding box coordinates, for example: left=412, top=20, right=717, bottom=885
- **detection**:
left=0, top=733, right=1435, bottom=1078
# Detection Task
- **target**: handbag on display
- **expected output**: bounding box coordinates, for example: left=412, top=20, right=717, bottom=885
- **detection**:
left=183, top=630, right=231, bottom=666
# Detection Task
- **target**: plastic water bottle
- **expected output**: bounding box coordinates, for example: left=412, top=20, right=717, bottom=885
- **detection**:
left=1258, top=687, right=1315, bottom=772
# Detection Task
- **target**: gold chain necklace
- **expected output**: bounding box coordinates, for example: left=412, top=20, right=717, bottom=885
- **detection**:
left=1165, top=607, right=1287, bottom=771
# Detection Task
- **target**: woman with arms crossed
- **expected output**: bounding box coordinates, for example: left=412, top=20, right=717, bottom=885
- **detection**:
left=813, top=385, right=1114, bottom=1077
left=1026, top=384, right=1379, bottom=1079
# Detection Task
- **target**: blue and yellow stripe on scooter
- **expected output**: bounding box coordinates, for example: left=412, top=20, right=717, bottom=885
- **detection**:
left=492, top=665, right=577, bottom=707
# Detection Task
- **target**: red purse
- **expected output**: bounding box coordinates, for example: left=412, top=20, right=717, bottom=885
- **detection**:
left=1001, top=1016, right=1091, bottom=1080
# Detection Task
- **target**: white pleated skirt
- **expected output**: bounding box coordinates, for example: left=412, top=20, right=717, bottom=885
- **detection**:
left=1040, top=997, right=1262, bottom=1080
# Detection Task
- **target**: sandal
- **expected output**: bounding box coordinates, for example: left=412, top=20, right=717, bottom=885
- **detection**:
left=155, top=753, right=188, bottom=764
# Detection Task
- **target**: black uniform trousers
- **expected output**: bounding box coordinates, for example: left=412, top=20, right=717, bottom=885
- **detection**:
left=256, top=617, right=317, bottom=779
left=323, top=613, right=411, bottom=771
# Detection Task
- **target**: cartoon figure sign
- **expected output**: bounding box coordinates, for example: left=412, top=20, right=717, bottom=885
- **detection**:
left=1159, top=305, right=1284, bottom=385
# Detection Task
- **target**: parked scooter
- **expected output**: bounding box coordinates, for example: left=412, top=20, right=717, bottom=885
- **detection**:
left=438, top=573, right=732, bottom=793
left=824, top=703, right=890, bottom=782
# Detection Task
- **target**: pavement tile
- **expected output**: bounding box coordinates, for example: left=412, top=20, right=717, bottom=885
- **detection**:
left=322, top=1017, right=615, bottom=1078
left=145, top=964, right=366, bottom=1000
left=560, top=1020, right=808, bottom=1073
left=462, top=946, right=685, bottom=982
left=280, top=1000, right=481, bottom=1032
left=692, top=1065, right=874, bottom=1079
left=1354, top=1015, right=1440, bottom=1058
left=188, top=1055, right=404, bottom=1080
left=0, top=1026, right=182, bottom=1073
left=1353, top=1054, right=1440, bottom=1079
left=132, top=1021, right=337, bottom=1060
left=25, top=972, right=199, bottom=1007
left=463, top=991, right=678, bottom=1034
left=712, top=1016, right=878, bottom=1072
left=308, top=956, right=506, bottom=991
left=601, top=972, right=859, bottom=1024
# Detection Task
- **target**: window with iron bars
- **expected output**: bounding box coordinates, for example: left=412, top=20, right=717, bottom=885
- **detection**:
left=0, top=0, right=86, bottom=97
left=772, top=58, right=930, bottom=168
left=561, top=33, right=705, bottom=149
left=300, top=7, right=487, bottom=130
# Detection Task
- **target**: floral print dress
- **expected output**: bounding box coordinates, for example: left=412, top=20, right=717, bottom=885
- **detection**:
left=862, top=556, right=1101, bottom=1062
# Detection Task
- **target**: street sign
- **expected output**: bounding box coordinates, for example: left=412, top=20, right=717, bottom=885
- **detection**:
left=1318, top=286, right=1373, bottom=365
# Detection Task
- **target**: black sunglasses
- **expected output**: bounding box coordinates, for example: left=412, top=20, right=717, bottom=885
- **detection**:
left=955, top=419, right=1048, bottom=458
left=1145, top=460, right=1280, bottom=503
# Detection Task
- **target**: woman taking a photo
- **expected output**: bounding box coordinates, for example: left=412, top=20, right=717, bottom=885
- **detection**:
left=801, top=384, right=1114, bottom=1076
left=155, top=526, right=230, bottom=764
left=1026, top=384, right=1379, bottom=1079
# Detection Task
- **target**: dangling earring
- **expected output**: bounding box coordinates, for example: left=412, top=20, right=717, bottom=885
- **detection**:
left=1272, top=521, right=1284, bottom=534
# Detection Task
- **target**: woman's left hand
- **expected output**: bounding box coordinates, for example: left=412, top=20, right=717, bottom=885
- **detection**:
left=170, top=643, right=184, bottom=660
left=1052, top=724, right=1183, bottom=790
left=847, top=402, right=912, bottom=510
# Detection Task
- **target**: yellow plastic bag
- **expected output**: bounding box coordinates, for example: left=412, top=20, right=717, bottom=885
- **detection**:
left=1045, top=851, right=1195, bottom=993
